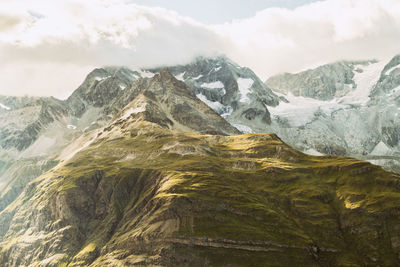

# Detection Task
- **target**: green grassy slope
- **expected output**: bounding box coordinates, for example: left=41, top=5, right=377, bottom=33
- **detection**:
left=1, top=121, right=400, bottom=266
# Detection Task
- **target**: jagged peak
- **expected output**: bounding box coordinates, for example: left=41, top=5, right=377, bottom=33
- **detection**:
left=85, top=68, right=111, bottom=80
left=158, top=67, right=176, bottom=79
left=144, top=68, right=196, bottom=98
left=107, top=69, right=241, bottom=136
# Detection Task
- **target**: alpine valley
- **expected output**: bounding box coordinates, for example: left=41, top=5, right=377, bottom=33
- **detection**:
left=1, top=54, right=400, bottom=266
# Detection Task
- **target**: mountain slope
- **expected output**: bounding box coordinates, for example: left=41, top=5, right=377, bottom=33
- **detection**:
left=1, top=71, right=400, bottom=266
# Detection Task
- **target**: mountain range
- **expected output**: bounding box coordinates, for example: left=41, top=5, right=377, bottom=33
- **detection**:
left=0, top=54, right=400, bottom=266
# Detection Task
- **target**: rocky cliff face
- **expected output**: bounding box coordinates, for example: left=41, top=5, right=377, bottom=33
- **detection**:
left=266, top=61, right=375, bottom=100
left=0, top=96, right=69, bottom=152
left=66, top=66, right=157, bottom=118
left=149, top=56, right=282, bottom=133
left=1, top=70, right=400, bottom=266
left=109, top=69, right=240, bottom=136
left=371, top=54, right=400, bottom=96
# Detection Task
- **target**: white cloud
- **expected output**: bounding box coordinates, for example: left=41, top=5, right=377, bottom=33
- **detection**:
left=216, top=0, right=400, bottom=79
left=0, top=0, right=399, bottom=99
left=0, top=0, right=225, bottom=98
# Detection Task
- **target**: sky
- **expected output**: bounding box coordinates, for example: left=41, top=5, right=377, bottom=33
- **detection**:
left=0, top=0, right=399, bottom=99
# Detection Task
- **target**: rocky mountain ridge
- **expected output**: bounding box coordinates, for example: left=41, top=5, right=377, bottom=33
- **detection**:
left=265, top=60, right=376, bottom=100
left=1, top=70, right=400, bottom=266
left=148, top=56, right=282, bottom=133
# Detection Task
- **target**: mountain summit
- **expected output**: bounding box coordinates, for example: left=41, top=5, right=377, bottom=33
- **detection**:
left=105, top=68, right=240, bottom=136
left=149, top=56, right=283, bottom=132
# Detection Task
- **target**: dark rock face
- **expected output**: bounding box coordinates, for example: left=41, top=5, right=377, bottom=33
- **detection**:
left=381, top=126, right=400, bottom=147
left=371, top=54, right=400, bottom=96
left=110, top=69, right=241, bottom=136
left=266, top=61, right=374, bottom=100
left=149, top=56, right=281, bottom=132
left=0, top=96, right=69, bottom=151
left=67, top=68, right=130, bottom=117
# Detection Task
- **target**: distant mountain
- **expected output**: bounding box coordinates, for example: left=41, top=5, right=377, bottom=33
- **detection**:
left=0, top=96, right=69, bottom=152
left=265, top=55, right=400, bottom=173
left=2, top=70, right=400, bottom=266
left=265, top=60, right=376, bottom=100
left=0, top=96, right=72, bottom=214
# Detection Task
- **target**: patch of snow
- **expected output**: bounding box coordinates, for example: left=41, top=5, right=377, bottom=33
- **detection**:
left=370, top=141, right=392, bottom=156
left=175, top=72, right=186, bottom=81
left=0, top=103, right=10, bottom=110
left=119, top=84, right=126, bottom=90
left=201, top=81, right=226, bottom=95
left=269, top=93, right=348, bottom=127
left=192, top=74, right=203, bottom=80
left=201, top=81, right=224, bottom=89
left=196, top=93, right=230, bottom=115
left=339, top=61, right=387, bottom=105
left=303, top=148, right=324, bottom=156
left=214, top=66, right=222, bottom=72
left=138, top=69, right=155, bottom=78
left=237, top=78, right=254, bottom=103
left=67, top=124, right=77, bottom=130
left=94, top=76, right=110, bottom=81
left=231, top=123, right=253, bottom=133
left=366, top=159, right=385, bottom=166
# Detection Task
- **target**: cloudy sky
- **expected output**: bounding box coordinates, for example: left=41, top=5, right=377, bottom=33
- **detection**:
left=0, top=0, right=399, bottom=99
